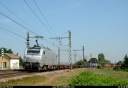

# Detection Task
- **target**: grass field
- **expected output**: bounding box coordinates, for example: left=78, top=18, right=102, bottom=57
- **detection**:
left=1, top=68, right=128, bottom=86
left=0, top=76, right=46, bottom=86
left=86, top=68, right=128, bottom=82
left=34, top=68, right=86, bottom=86
left=69, top=71, right=128, bottom=86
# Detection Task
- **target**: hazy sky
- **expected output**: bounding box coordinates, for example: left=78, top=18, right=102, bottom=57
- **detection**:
left=0, top=0, right=128, bottom=63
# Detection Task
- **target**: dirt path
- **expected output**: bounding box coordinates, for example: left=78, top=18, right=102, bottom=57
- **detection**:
left=34, top=68, right=86, bottom=86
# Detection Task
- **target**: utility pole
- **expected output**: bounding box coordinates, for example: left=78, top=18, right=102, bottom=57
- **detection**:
left=68, top=30, right=72, bottom=69
left=1, top=48, right=4, bottom=70
left=26, top=32, right=29, bottom=48
left=58, top=47, right=60, bottom=65
left=50, top=30, right=72, bottom=69
left=73, top=46, right=85, bottom=67
left=73, top=49, right=82, bottom=63
left=27, top=32, right=44, bottom=47
left=83, top=46, right=84, bottom=61
left=90, top=53, right=92, bottom=59
left=74, top=50, right=77, bottom=64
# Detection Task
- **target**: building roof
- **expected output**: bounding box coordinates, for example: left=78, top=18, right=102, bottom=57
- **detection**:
left=4, top=53, right=19, bottom=59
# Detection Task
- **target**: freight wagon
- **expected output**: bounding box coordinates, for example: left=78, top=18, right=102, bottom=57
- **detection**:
left=86, top=61, right=98, bottom=67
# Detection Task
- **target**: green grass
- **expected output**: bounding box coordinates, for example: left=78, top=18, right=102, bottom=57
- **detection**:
left=86, top=68, right=128, bottom=81
left=0, top=76, right=46, bottom=86
left=34, top=68, right=86, bottom=86
left=0, top=68, right=86, bottom=86
left=1, top=68, right=128, bottom=86
left=68, top=71, right=128, bottom=86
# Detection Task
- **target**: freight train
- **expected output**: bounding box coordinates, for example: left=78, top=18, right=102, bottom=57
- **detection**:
left=22, top=44, right=70, bottom=71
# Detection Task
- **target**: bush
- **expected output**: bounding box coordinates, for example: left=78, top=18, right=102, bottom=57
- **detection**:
left=68, top=71, right=128, bottom=86
left=97, top=66, right=103, bottom=69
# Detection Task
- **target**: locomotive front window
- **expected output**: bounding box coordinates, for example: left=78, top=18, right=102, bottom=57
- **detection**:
left=27, top=48, right=40, bottom=54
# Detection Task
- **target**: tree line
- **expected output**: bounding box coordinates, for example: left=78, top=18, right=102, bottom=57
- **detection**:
left=74, top=52, right=128, bottom=71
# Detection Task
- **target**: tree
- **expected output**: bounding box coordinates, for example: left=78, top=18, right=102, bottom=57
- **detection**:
left=0, top=48, right=13, bottom=54
left=6, top=49, right=13, bottom=53
left=89, top=58, right=98, bottom=63
left=75, top=59, right=87, bottom=68
left=98, top=53, right=105, bottom=61
left=105, top=60, right=111, bottom=64
left=122, top=54, right=128, bottom=69
left=116, top=61, right=123, bottom=65
left=19, top=56, right=23, bottom=65
left=98, top=53, right=105, bottom=66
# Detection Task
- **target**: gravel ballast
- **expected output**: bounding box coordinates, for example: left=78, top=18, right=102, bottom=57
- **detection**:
left=0, top=69, right=69, bottom=82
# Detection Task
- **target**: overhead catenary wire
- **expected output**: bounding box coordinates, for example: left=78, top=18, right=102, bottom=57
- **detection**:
left=0, top=1, right=43, bottom=37
left=33, top=0, right=57, bottom=37
left=0, top=22, right=26, bottom=39
left=0, top=1, right=49, bottom=38
left=0, top=27, right=25, bottom=43
left=0, top=1, right=69, bottom=52
left=26, top=2, right=69, bottom=53
left=58, top=31, right=69, bottom=37
left=24, top=0, right=54, bottom=37
left=0, top=1, right=71, bottom=66
left=0, top=1, right=70, bottom=62
left=51, top=30, right=69, bottom=50
left=0, top=12, right=38, bottom=36
left=0, top=21, right=36, bottom=45
left=0, top=12, right=58, bottom=51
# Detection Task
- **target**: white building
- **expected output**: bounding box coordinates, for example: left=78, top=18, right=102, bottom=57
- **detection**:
left=0, top=53, right=19, bottom=70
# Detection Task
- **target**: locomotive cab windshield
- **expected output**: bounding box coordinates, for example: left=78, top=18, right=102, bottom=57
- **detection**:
left=27, top=47, right=40, bottom=55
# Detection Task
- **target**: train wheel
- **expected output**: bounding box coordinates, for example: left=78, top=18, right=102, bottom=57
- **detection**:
left=53, top=66, right=56, bottom=70
left=24, top=67, right=28, bottom=70
left=38, top=67, right=42, bottom=72
left=50, top=66, right=54, bottom=71
left=43, top=66, right=47, bottom=71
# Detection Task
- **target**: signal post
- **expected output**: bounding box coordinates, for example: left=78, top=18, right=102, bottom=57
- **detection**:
left=1, top=48, right=4, bottom=70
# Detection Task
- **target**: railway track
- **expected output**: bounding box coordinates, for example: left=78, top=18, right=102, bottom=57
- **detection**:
left=0, top=69, right=39, bottom=79
left=0, top=69, right=70, bottom=82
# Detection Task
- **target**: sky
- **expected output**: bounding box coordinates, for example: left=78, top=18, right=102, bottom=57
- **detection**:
left=0, top=0, right=128, bottom=64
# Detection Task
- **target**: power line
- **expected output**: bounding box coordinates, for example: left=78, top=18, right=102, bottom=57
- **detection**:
left=0, top=2, right=71, bottom=63
left=0, top=25, right=35, bottom=45
left=0, top=1, right=68, bottom=51
left=0, top=27, right=25, bottom=43
left=33, top=0, right=57, bottom=37
left=0, top=12, right=68, bottom=54
left=0, top=21, right=36, bottom=45
left=0, top=1, right=58, bottom=46
left=0, top=1, right=50, bottom=38
left=50, top=30, right=70, bottom=51
left=0, top=1, right=42, bottom=37
left=58, top=31, right=68, bottom=37
left=0, top=22, right=25, bottom=39
left=24, top=0, right=54, bottom=37
left=0, top=12, right=38, bottom=35
left=50, top=30, right=72, bottom=68
left=0, top=26, right=25, bottom=39
left=0, top=1, right=69, bottom=56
